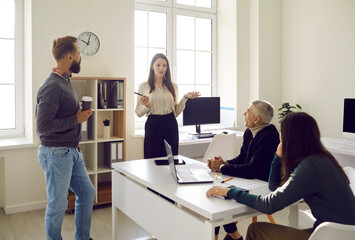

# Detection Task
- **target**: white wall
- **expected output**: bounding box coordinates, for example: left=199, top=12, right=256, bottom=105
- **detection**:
left=236, top=0, right=250, bottom=128
left=259, top=0, right=282, bottom=122
left=216, top=0, right=237, bottom=116
left=236, top=0, right=282, bottom=128
left=1, top=0, right=135, bottom=213
left=0, top=157, right=4, bottom=207
left=282, top=0, right=355, bottom=138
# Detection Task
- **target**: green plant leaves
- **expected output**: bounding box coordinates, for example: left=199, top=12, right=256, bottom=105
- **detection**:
left=278, top=102, right=302, bottom=122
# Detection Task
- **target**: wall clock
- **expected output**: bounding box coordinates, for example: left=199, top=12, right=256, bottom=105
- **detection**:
left=77, top=31, right=100, bottom=56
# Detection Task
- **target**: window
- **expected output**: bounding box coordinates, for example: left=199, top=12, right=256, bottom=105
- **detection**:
left=176, top=0, right=212, bottom=9
left=134, top=0, right=216, bottom=128
left=0, top=0, right=23, bottom=137
left=174, top=12, right=214, bottom=98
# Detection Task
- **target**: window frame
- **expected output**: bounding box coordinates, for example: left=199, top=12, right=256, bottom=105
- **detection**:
left=173, top=0, right=216, bottom=13
left=134, top=3, right=173, bottom=69
left=134, top=4, right=173, bottom=129
left=172, top=8, right=217, bottom=97
left=134, top=0, right=216, bottom=130
left=0, top=0, right=24, bottom=138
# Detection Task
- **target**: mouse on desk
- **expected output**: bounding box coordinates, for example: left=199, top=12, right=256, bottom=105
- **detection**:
left=223, top=131, right=228, bottom=134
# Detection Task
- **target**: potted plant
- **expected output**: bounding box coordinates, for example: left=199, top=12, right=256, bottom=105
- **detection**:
left=278, top=102, right=302, bottom=122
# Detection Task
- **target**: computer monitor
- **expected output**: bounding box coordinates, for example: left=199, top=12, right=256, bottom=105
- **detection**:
left=183, top=97, right=220, bottom=135
left=343, top=98, right=355, bottom=139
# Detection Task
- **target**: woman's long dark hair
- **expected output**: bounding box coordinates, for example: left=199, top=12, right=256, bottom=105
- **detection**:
left=280, top=112, right=349, bottom=184
left=147, top=53, right=176, bottom=102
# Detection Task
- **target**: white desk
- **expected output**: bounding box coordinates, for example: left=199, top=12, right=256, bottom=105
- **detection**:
left=322, top=137, right=355, bottom=168
left=112, top=156, right=299, bottom=240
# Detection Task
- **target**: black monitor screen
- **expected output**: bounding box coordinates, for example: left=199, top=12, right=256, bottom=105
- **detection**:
left=183, top=97, right=220, bottom=127
left=343, top=98, right=355, bottom=134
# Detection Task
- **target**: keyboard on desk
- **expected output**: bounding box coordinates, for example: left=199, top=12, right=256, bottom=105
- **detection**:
left=177, top=169, right=198, bottom=182
left=340, top=145, right=355, bottom=151
left=197, top=133, right=216, bottom=139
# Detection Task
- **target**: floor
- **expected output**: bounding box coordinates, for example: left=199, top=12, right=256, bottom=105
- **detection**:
left=0, top=202, right=310, bottom=240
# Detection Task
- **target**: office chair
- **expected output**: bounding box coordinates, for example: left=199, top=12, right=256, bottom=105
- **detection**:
left=308, top=222, right=355, bottom=240
left=202, top=133, right=238, bottom=162
left=290, top=166, right=355, bottom=237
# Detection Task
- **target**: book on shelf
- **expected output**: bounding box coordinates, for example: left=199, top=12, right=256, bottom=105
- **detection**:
left=104, top=141, right=123, bottom=169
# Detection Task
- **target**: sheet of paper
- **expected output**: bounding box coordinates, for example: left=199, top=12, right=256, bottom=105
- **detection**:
left=225, top=178, right=267, bottom=191
left=220, top=107, right=235, bottom=127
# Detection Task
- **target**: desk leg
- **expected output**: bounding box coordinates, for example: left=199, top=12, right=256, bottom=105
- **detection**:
left=288, top=204, right=299, bottom=228
left=112, top=205, right=117, bottom=240
left=205, top=220, right=214, bottom=240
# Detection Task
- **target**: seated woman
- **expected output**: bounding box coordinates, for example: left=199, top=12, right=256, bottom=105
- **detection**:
left=207, top=112, right=355, bottom=240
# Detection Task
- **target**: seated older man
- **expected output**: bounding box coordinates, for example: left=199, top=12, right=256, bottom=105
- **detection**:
left=208, top=100, right=279, bottom=240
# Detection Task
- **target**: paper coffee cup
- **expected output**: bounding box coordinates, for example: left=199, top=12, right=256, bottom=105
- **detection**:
left=81, top=96, right=93, bottom=111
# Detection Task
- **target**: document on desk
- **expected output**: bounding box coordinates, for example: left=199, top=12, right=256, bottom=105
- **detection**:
left=225, top=178, right=267, bottom=191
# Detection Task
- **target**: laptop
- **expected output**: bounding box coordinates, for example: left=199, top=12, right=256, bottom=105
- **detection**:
left=164, top=140, right=214, bottom=184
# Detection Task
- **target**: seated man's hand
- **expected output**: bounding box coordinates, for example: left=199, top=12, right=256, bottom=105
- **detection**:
left=207, top=158, right=213, bottom=170
left=276, top=142, right=282, bottom=158
left=208, top=156, right=227, bottom=172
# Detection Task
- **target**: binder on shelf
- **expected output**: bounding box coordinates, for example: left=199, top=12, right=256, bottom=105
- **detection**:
left=117, top=80, right=124, bottom=109
left=108, top=81, right=118, bottom=108
left=81, top=122, right=88, bottom=141
left=98, top=81, right=108, bottom=109
left=104, top=141, right=123, bottom=169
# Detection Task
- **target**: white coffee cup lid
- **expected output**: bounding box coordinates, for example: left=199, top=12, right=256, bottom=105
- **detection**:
left=82, top=96, right=93, bottom=101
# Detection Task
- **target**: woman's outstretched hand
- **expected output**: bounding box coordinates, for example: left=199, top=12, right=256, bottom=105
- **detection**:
left=206, top=186, right=230, bottom=198
left=184, top=91, right=201, bottom=99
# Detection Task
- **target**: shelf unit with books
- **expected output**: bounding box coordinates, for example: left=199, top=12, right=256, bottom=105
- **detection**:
left=67, top=77, right=126, bottom=212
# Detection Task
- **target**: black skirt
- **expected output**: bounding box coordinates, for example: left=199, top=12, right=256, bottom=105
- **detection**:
left=144, top=112, right=179, bottom=159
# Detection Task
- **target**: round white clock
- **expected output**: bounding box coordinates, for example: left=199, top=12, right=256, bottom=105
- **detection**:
left=77, top=31, right=100, bottom=56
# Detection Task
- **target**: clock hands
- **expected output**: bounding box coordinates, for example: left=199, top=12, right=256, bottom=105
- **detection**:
left=79, top=38, right=89, bottom=46
left=88, top=34, right=91, bottom=44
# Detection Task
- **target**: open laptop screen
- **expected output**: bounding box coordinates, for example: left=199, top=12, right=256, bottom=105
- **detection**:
left=164, top=140, right=179, bottom=182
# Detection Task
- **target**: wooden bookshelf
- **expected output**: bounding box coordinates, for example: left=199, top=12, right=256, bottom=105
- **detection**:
left=67, top=77, right=126, bottom=213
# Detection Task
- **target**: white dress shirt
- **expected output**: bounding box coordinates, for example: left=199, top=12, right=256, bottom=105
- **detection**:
left=135, top=82, right=188, bottom=117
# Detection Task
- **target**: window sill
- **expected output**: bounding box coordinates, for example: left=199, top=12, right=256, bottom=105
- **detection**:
left=132, top=125, right=239, bottom=139
left=0, top=137, right=37, bottom=151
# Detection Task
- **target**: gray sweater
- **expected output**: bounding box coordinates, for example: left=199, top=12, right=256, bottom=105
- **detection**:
left=36, top=73, right=81, bottom=147
left=227, top=155, right=355, bottom=229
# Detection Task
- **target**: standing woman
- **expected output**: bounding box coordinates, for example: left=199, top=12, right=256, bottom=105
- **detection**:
left=136, top=53, right=200, bottom=158
left=207, top=112, right=355, bottom=240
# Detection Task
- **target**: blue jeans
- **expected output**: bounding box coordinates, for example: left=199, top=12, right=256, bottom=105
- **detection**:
left=38, top=145, right=95, bottom=240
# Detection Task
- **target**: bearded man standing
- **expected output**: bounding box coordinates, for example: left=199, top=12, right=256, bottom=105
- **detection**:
left=36, top=36, right=95, bottom=240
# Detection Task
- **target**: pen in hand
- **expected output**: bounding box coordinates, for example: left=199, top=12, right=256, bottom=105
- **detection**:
left=215, top=172, right=218, bottom=180
left=221, top=177, right=233, bottom=183
left=134, top=92, right=144, bottom=97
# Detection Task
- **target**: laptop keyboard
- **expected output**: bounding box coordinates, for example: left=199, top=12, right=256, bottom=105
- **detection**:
left=177, top=169, right=198, bottom=182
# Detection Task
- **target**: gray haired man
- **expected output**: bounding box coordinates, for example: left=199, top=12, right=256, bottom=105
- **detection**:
left=208, top=100, right=280, bottom=240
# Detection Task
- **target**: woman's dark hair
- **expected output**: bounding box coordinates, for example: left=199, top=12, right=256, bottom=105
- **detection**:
left=280, top=112, right=349, bottom=184
left=147, top=53, right=176, bottom=102
left=52, top=36, right=77, bottom=61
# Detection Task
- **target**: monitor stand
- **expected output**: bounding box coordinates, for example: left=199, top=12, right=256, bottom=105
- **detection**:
left=189, top=124, right=213, bottom=137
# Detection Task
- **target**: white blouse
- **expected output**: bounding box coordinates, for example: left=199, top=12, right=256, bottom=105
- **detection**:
left=135, top=82, right=188, bottom=118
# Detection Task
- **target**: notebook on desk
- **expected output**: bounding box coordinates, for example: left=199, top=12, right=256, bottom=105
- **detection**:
left=164, top=140, right=214, bottom=184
